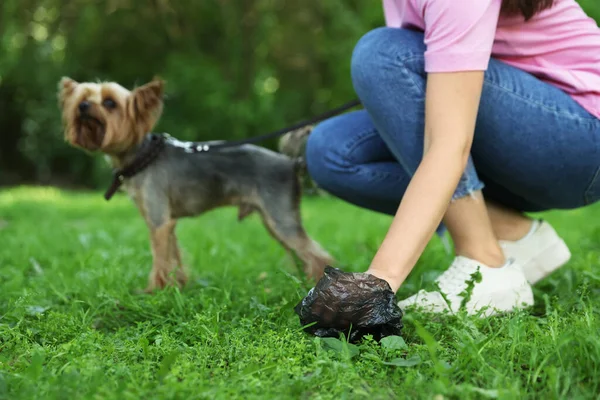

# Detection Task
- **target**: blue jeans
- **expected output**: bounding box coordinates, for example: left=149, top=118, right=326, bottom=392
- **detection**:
left=306, top=28, right=600, bottom=235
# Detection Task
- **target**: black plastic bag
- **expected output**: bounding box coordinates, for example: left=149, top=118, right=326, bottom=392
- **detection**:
left=294, top=266, right=404, bottom=343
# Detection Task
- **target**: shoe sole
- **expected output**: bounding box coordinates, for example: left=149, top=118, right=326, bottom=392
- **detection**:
left=522, top=238, right=571, bottom=285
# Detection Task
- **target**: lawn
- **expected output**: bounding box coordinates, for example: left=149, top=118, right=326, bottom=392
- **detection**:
left=1, top=186, right=600, bottom=399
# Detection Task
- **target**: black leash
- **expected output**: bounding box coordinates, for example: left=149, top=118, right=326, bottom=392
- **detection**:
left=191, top=98, right=362, bottom=152
left=104, top=98, right=362, bottom=200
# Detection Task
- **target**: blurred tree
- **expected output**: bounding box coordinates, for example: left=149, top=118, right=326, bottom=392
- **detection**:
left=0, top=0, right=597, bottom=188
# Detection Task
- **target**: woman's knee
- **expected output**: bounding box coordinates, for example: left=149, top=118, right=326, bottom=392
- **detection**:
left=351, top=27, right=425, bottom=93
left=306, top=111, right=377, bottom=190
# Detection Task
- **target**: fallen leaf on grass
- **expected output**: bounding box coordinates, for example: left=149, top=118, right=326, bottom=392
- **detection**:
left=380, top=335, right=408, bottom=350
left=319, top=337, right=360, bottom=359
left=157, top=350, right=180, bottom=382
left=381, top=354, right=422, bottom=367
left=361, top=351, right=422, bottom=368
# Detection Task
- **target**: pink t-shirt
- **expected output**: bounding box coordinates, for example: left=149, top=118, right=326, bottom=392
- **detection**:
left=383, top=0, right=600, bottom=119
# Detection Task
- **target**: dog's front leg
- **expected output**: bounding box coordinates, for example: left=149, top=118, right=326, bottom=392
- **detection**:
left=146, top=219, right=180, bottom=292
left=134, top=184, right=186, bottom=292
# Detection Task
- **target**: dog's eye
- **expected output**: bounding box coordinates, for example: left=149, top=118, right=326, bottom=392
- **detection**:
left=102, top=98, right=117, bottom=109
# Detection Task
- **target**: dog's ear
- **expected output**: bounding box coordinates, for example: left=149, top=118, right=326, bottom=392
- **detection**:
left=58, top=77, right=78, bottom=108
left=128, top=78, right=165, bottom=135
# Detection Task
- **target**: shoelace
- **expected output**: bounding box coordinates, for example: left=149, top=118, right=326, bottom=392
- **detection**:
left=437, top=261, right=473, bottom=295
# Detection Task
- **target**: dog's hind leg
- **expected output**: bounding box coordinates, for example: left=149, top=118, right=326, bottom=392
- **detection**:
left=254, top=184, right=334, bottom=282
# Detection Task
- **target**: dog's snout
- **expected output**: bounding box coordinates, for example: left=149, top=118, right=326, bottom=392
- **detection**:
left=78, top=101, right=90, bottom=113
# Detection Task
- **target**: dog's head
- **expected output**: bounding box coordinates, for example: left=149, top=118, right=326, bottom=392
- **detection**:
left=58, top=77, right=164, bottom=154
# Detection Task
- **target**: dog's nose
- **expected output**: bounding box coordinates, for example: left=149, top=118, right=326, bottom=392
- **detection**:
left=78, top=101, right=90, bottom=113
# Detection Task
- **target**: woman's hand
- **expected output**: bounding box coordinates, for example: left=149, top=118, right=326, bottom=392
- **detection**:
left=294, top=266, right=404, bottom=343
left=367, top=70, right=486, bottom=292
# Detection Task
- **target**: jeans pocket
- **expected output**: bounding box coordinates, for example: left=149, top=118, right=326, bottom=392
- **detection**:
left=584, top=164, right=600, bottom=205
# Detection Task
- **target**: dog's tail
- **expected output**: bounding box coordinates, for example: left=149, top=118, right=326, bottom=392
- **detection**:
left=278, top=125, right=325, bottom=196
left=278, top=125, right=313, bottom=174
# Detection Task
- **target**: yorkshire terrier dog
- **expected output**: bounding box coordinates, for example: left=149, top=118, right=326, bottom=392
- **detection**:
left=58, top=77, right=334, bottom=292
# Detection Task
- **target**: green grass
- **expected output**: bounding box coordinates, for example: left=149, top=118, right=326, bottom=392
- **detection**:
left=1, top=186, right=600, bottom=399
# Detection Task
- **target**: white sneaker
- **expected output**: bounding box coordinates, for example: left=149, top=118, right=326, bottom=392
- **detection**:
left=499, top=219, right=571, bottom=285
left=397, top=256, right=534, bottom=317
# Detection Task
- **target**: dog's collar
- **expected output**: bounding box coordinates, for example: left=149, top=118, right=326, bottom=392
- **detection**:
left=104, top=133, right=166, bottom=201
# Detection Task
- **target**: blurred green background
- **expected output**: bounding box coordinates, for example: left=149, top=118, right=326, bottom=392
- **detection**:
left=1, top=0, right=599, bottom=189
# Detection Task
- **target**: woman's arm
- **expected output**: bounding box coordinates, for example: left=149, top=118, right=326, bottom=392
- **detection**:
left=367, top=70, right=485, bottom=292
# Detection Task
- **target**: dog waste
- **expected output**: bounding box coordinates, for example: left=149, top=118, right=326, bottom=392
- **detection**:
left=294, top=266, right=403, bottom=343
